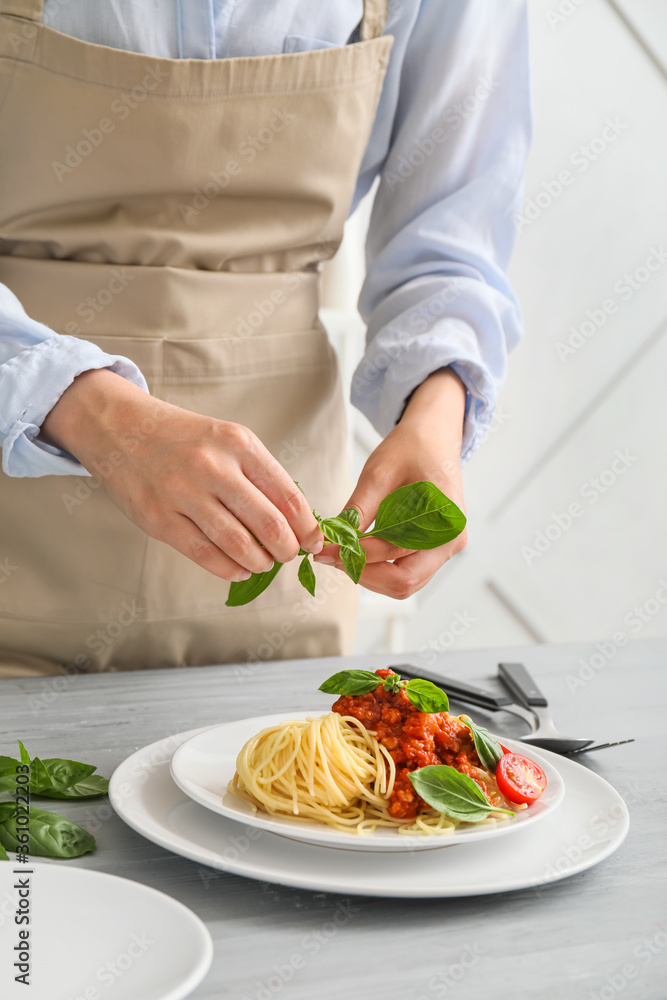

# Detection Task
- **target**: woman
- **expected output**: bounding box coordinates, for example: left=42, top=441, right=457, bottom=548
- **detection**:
left=0, top=0, right=529, bottom=677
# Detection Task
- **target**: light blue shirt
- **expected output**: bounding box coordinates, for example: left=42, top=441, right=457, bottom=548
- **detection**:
left=0, top=0, right=530, bottom=476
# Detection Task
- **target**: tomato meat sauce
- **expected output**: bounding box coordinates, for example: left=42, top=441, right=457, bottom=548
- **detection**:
left=332, top=669, right=482, bottom=819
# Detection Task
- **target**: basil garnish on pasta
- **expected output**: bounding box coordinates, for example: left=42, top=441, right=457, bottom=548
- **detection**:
left=318, top=668, right=449, bottom=713
left=459, top=716, right=504, bottom=774
left=409, top=765, right=514, bottom=823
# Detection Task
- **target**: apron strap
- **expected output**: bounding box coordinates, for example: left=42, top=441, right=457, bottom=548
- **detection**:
left=1, top=0, right=44, bottom=22
left=360, top=0, right=390, bottom=41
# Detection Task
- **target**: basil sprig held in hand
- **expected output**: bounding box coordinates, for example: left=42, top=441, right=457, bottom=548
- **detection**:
left=459, top=716, right=504, bottom=774
left=318, top=668, right=449, bottom=714
left=226, top=480, right=466, bottom=607
left=409, top=765, right=514, bottom=823
left=0, top=741, right=109, bottom=860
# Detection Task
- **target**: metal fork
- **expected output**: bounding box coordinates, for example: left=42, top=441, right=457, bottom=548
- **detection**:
left=393, top=662, right=634, bottom=755
left=497, top=662, right=594, bottom=753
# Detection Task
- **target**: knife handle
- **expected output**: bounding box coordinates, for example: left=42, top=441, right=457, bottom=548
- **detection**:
left=498, top=662, right=548, bottom=707
left=390, top=664, right=512, bottom=709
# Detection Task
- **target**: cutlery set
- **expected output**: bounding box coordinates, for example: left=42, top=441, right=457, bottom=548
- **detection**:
left=394, top=661, right=634, bottom=756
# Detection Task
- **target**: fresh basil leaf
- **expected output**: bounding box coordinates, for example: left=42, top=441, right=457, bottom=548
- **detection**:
left=337, top=507, right=361, bottom=531
left=460, top=716, right=504, bottom=774
left=31, top=758, right=97, bottom=795
left=0, top=804, right=96, bottom=858
left=0, top=757, right=20, bottom=793
left=27, top=757, right=53, bottom=794
left=405, top=678, right=449, bottom=713
left=319, top=669, right=382, bottom=696
left=319, top=517, right=360, bottom=548
left=226, top=561, right=283, bottom=607
left=37, top=774, right=109, bottom=799
left=0, top=841, right=8, bottom=861
left=297, top=554, right=316, bottom=597
left=361, top=481, right=466, bottom=550
left=17, top=741, right=30, bottom=765
left=409, top=765, right=513, bottom=822
left=339, top=542, right=366, bottom=585
left=382, top=671, right=404, bottom=693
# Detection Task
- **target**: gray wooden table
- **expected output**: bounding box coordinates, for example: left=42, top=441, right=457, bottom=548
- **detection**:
left=1, top=637, right=664, bottom=1000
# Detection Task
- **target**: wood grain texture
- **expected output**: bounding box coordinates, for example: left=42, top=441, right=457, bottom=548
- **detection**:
left=0, top=638, right=664, bottom=999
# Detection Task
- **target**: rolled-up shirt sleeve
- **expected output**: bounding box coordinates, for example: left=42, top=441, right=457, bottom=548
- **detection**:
left=352, top=0, right=531, bottom=462
left=0, top=283, right=148, bottom=477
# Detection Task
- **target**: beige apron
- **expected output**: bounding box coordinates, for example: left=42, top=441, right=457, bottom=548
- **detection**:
left=0, top=0, right=393, bottom=677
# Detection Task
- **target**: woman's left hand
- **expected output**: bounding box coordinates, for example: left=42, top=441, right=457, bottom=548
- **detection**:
left=314, top=367, right=468, bottom=599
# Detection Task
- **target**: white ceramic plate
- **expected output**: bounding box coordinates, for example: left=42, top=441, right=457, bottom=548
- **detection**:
left=168, top=713, right=565, bottom=853
left=110, top=728, right=629, bottom=896
left=0, top=863, right=212, bottom=1000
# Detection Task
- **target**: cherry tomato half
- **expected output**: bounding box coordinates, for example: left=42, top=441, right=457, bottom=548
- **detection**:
left=496, top=752, right=547, bottom=804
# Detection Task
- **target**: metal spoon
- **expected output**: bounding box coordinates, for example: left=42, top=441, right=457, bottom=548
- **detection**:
left=497, top=662, right=594, bottom=753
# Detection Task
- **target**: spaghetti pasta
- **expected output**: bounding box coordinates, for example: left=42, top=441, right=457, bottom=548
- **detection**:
left=230, top=711, right=522, bottom=836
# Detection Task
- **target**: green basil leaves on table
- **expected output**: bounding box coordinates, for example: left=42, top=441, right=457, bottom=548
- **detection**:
left=409, top=765, right=514, bottom=823
left=0, top=803, right=96, bottom=859
left=459, top=716, right=504, bottom=773
left=227, top=480, right=465, bottom=606
left=0, top=741, right=109, bottom=860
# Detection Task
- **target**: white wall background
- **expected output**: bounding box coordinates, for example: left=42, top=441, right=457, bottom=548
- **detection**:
left=321, top=0, right=667, bottom=658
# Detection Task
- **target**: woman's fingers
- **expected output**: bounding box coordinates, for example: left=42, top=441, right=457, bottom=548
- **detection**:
left=163, top=514, right=255, bottom=582
left=220, top=479, right=313, bottom=565
left=239, top=440, right=324, bottom=555
left=183, top=498, right=275, bottom=575
left=314, top=536, right=414, bottom=567
left=357, top=549, right=446, bottom=600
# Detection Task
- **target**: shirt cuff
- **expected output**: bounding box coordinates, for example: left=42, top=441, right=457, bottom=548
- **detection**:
left=1, top=335, right=148, bottom=478
left=351, top=318, right=503, bottom=465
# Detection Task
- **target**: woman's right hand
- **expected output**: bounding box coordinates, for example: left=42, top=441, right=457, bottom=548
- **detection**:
left=40, top=368, right=324, bottom=581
